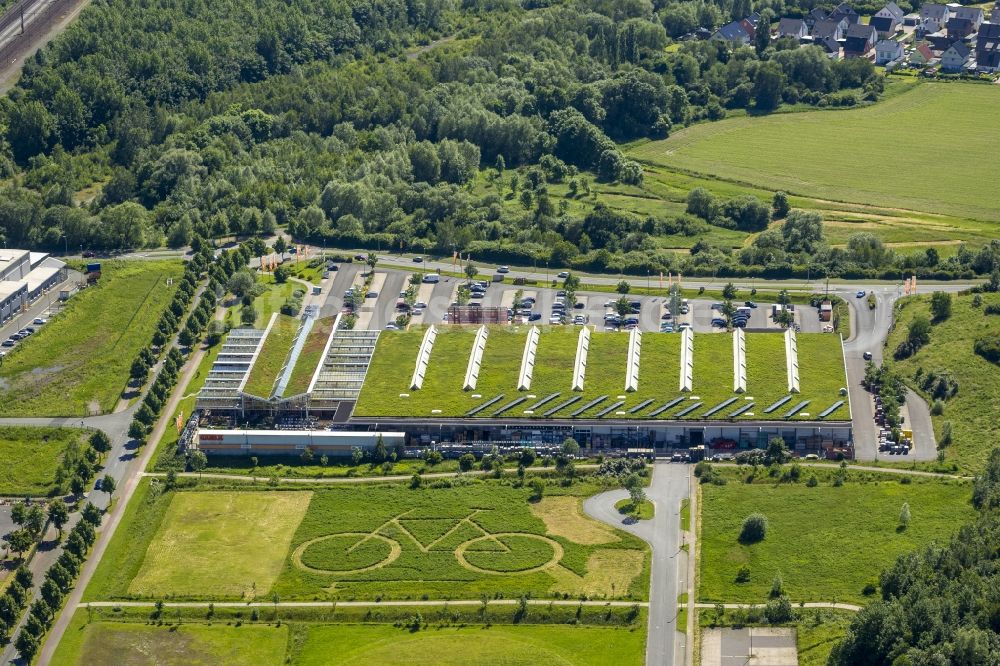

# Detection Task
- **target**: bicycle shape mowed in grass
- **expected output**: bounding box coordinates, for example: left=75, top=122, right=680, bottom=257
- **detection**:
left=291, top=509, right=564, bottom=576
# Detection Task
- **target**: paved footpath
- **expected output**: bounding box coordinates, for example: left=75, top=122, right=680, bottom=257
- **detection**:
left=584, top=463, right=691, bottom=666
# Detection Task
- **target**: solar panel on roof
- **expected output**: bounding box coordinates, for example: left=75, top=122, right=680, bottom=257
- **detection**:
left=818, top=400, right=845, bottom=418
left=542, top=395, right=582, bottom=417
left=629, top=398, right=655, bottom=414
left=492, top=396, right=528, bottom=416
left=703, top=397, right=739, bottom=417
left=649, top=396, right=687, bottom=418
left=782, top=400, right=810, bottom=419
left=465, top=394, right=505, bottom=416
left=727, top=402, right=755, bottom=418
left=595, top=401, right=625, bottom=418
left=570, top=395, right=609, bottom=417
left=526, top=392, right=561, bottom=411
left=675, top=402, right=703, bottom=417
left=763, top=395, right=793, bottom=413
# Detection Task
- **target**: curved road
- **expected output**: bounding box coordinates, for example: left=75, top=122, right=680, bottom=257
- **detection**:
left=584, top=463, right=691, bottom=666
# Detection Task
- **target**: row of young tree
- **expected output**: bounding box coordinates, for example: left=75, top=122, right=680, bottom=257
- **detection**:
left=8, top=503, right=104, bottom=663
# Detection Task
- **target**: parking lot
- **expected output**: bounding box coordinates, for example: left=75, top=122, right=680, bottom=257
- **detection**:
left=702, top=627, right=798, bottom=666
left=323, top=265, right=826, bottom=337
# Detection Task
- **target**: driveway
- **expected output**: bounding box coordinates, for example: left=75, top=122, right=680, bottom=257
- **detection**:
left=584, top=463, right=691, bottom=666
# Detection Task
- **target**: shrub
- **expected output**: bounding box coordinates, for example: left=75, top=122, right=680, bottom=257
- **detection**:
left=739, top=513, right=768, bottom=544
left=735, top=566, right=751, bottom=583
left=764, top=596, right=793, bottom=624
left=806, top=475, right=818, bottom=487
left=973, top=337, right=1000, bottom=364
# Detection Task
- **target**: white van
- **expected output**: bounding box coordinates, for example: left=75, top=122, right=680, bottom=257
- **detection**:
left=422, top=274, right=440, bottom=284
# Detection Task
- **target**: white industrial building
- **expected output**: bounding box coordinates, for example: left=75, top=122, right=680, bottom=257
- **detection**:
left=0, top=249, right=68, bottom=324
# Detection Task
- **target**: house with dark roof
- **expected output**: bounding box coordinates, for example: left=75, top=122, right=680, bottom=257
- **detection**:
left=830, top=2, right=861, bottom=24
left=940, top=40, right=971, bottom=70
left=976, top=22, right=1000, bottom=71
left=711, top=20, right=751, bottom=44
left=812, top=17, right=848, bottom=40
left=920, top=3, right=951, bottom=31
left=844, top=23, right=878, bottom=57
left=951, top=6, right=984, bottom=28
left=814, top=35, right=843, bottom=58
left=875, top=39, right=905, bottom=64
left=807, top=7, right=829, bottom=26
left=870, top=15, right=901, bottom=38
left=875, top=2, right=906, bottom=22
left=778, top=18, right=809, bottom=40
left=946, top=17, right=976, bottom=40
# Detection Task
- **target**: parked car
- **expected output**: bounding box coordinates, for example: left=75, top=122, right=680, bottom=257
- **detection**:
left=422, top=274, right=440, bottom=283
left=529, top=313, right=542, bottom=322
left=366, top=291, right=379, bottom=298
left=33, top=318, right=47, bottom=325
left=1, top=339, right=15, bottom=347
left=354, top=254, right=366, bottom=261
left=744, top=301, right=757, bottom=308
left=863, top=351, right=873, bottom=360
left=574, top=302, right=584, bottom=309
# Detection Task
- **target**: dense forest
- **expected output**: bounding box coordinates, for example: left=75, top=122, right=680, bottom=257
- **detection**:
left=0, top=0, right=997, bottom=279
left=829, top=448, right=1000, bottom=663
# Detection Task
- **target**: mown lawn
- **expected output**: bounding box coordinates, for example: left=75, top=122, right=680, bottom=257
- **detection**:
left=886, top=292, right=1000, bottom=472
left=629, top=82, right=1000, bottom=224
left=50, top=613, right=287, bottom=666
left=242, top=314, right=300, bottom=398
left=354, top=328, right=846, bottom=421
left=698, top=470, right=974, bottom=603
left=0, top=426, right=85, bottom=496
left=283, top=316, right=335, bottom=397
left=295, top=623, right=647, bottom=666
left=0, top=260, right=182, bottom=416
left=90, top=479, right=648, bottom=602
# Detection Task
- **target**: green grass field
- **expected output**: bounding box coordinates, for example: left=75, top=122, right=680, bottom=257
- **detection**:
left=629, top=82, right=1000, bottom=225
left=51, top=615, right=645, bottom=666
left=128, top=490, right=312, bottom=598
left=90, top=480, right=648, bottom=602
left=0, top=426, right=85, bottom=496
left=0, top=260, right=183, bottom=416
left=50, top=615, right=288, bottom=666
left=242, top=314, right=300, bottom=398
left=295, top=624, right=646, bottom=665
left=283, top=316, right=335, bottom=397
left=354, top=327, right=848, bottom=421
left=698, top=470, right=974, bottom=603
left=886, top=292, right=1000, bottom=472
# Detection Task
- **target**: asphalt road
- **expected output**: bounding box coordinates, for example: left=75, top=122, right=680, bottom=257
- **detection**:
left=584, top=463, right=691, bottom=666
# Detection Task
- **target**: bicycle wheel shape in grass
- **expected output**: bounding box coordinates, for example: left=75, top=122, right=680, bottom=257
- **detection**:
left=455, top=533, right=564, bottom=575
left=292, top=532, right=402, bottom=575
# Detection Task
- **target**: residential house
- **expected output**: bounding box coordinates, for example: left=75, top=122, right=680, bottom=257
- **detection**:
left=946, top=17, right=976, bottom=40
left=875, top=38, right=905, bottom=64
left=870, top=15, right=901, bottom=38
left=813, top=17, right=848, bottom=40
left=940, top=40, right=971, bottom=70
left=778, top=18, right=809, bottom=40
left=711, top=20, right=751, bottom=44
left=740, top=11, right=762, bottom=40
left=976, top=22, right=1000, bottom=71
left=919, top=3, right=951, bottom=31
left=807, top=7, right=829, bottom=26
left=909, top=41, right=937, bottom=65
left=875, top=2, right=906, bottom=22
left=830, top=2, right=861, bottom=25
left=815, top=35, right=843, bottom=58
left=951, top=5, right=984, bottom=28
left=844, top=23, right=878, bottom=57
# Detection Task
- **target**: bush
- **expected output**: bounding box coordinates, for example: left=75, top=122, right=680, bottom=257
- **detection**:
left=739, top=513, right=768, bottom=544
left=764, top=596, right=793, bottom=624
left=806, top=474, right=818, bottom=487
left=735, top=566, right=751, bottom=583
left=973, top=337, right=1000, bottom=364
